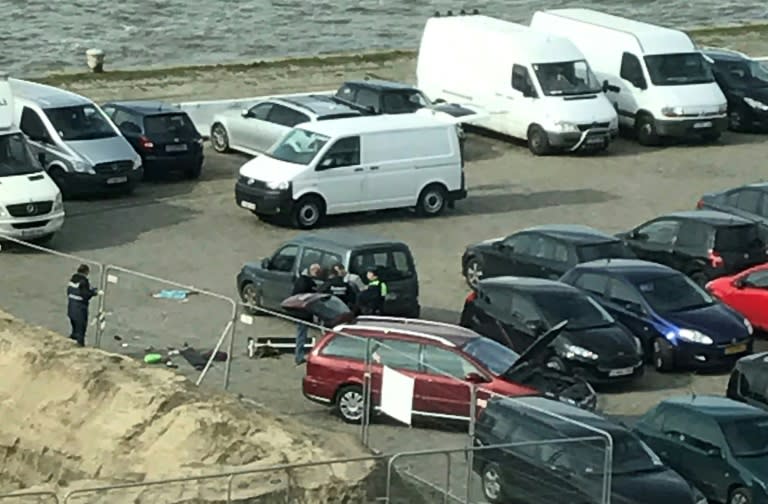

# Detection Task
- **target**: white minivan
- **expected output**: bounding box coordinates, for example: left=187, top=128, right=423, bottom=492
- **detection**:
left=0, top=73, right=64, bottom=244
left=417, top=13, right=618, bottom=156
left=235, top=114, right=466, bottom=228
left=531, top=9, right=728, bottom=145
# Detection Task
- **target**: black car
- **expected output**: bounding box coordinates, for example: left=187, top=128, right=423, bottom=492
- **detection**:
left=561, top=259, right=753, bottom=372
left=461, top=224, right=635, bottom=288
left=728, top=352, right=768, bottom=412
left=698, top=182, right=768, bottom=239
left=703, top=48, right=768, bottom=132
left=634, top=395, right=768, bottom=504
left=460, top=277, right=644, bottom=385
left=102, top=101, right=204, bottom=179
left=236, top=230, right=420, bottom=319
left=618, top=210, right=767, bottom=285
left=474, top=395, right=707, bottom=504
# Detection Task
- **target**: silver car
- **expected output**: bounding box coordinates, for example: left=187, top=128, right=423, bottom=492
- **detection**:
left=210, top=95, right=361, bottom=156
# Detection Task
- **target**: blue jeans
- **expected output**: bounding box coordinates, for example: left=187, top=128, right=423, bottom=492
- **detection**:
left=295, top=322, right=308, bottom=363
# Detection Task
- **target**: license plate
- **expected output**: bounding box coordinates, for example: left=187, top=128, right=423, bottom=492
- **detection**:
left=106, top=176, right=128, bottom=184
left=693, top=121, right=713, bottom=129
left=609, top=367, right=634, bottom=377
left=166, top=144, right=188, bottom=153
left=725, top=343, right=747, bottom=355
left=241, top=201, right=256, bottom=210
left=587, top=137, right=604, bottom=144
left=20, top=229, right=43, bottom=237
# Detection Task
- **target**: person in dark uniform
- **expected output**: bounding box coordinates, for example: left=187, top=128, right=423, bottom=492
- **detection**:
left=319, top=262, right=356, bottom=308
left=292, top=263, right=321, bottom=365
left=357, top=267, right=388, bottom=315
left=67, top=264, right=99, bottom=347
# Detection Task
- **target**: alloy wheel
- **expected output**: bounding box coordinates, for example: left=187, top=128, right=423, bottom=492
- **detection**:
left=482, top=466, right=502, bottom=501
left=466, top=261, right=483, bottom=286
left=339, top=389, right=364, bottom=421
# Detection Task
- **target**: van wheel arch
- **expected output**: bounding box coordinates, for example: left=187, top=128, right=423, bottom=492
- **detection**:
left=48, top=164, right=70, bottom=197
left=526, top=124, right=551, bottom=156
left=416, top=182, right=448, bottom=217
left=634, top=111, right=660, bottom=146
left=291, top=193, right=326, bottom=229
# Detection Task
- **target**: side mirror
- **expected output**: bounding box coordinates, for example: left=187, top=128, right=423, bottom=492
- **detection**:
left=464, top=372, right=489, bottom=384
left=602, top=80, right=620, bottom=93
left=261, top=257, right=271, bottom=269
left=602, top=80, right=610, bottom=93
left=241, top=109, right=251, bottom=118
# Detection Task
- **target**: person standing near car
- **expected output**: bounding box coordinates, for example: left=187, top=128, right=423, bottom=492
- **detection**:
left=319, top=263, right=356, bottom=308
left=292, top=263, right=321, bottom=365
left=335, top=263, right=365, bottom=293
left=67, top=264, right=99, bottom=347
left=357, top=268, right=388, bottom=315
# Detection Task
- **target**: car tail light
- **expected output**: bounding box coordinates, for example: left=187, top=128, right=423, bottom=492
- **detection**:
left=139, top=135, right=154, bottom=150
left=466, top=291, right=477, bottom=303
left=708, top=249, right=724, bottom=268
left=696, top=199, right=704, bottom=209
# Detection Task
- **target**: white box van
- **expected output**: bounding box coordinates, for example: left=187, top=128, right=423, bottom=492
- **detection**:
left=235, top=114, right=466, bottom=228
left=531, top=9, right=729, bottom=145
left=0, top=73, right=64, bottom=244
left=10, top=78, right=142, bottom=197
left=417, top=13, right=619, bottom=156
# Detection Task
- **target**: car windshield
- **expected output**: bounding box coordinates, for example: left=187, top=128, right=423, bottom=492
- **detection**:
left=0, top=133, right=41, bottom=176
left=461, top=337, right=520, bottom=375
left=577, top=241, right=635, bottom=262
left=634, top=274, right=714, bottom=312
left=267, top=129, right=330, bottom=165
left=44, top=104, right=117, bottom=141
left=531, top=291, right=615, bottom=330
left=644, top=53, right=715, bottom=86
left=532, top=60, right=602, bottom=96
left=715, top=224, right=764, bottom=251
left=564, top=432, right=664, bottom=475
left=144, top=113, right=197, bottom=137
left=380, top=90, right=431, bottom=113
left=721, top=417, right=768, bottom=457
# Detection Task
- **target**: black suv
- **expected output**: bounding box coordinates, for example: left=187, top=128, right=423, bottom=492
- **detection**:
left=618, top=210, right=767, bottom=285
left=236, top=231, right=419, bottom=318
left=462, top=224, right=634, bottom=288
left=703, top=48, right=768, bottom=132
left=698, top=182, right=768, bottom=238
left=474, top=395, right=706, bottom=504
left=102, top=101, right=204, bottom=179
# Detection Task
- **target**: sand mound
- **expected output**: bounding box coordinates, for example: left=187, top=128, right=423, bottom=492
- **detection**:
left=0, top=309, right=405, bottom=503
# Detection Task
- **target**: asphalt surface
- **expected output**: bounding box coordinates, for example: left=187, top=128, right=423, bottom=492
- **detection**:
left=2, top=129, right=768, bottom=501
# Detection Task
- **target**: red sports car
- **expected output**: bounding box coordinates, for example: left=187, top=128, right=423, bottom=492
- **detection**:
left=706, top=264, right=768, bottom=332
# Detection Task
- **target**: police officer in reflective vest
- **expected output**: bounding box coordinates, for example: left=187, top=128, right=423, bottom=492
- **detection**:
left=358, top=267, right=388, bottom=315
left=67, top=264, right=98, bottom=347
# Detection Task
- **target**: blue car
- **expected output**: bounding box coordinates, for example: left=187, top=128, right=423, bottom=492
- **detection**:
left=560, top=259, right=753, bottom=372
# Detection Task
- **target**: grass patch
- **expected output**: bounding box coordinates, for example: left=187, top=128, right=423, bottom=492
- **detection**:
left=688, top=22, right=768, bottom=37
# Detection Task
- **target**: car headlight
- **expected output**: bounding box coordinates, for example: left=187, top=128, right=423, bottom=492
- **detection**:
left=563, top=344, right=599, bottom=361
left=675, top=328, right=714, bottom=345
left=744, top=97, right=768, bottom=111
left=72, top=160, right=94, bottom=174
left=661, top=106, right=685, bottom=117
left=0, top=206, right=7, bottom=217
left=266, top=180, right=289, bottom=191
left=53, top=192, right=63, bottom=212
left=744, top=318, right=754, bottom=335
left=554, top=121, right=579, bottom=133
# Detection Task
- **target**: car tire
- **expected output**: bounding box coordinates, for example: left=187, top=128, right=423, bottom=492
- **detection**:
left=48, top=167, right=71, bottom=198
left=546, top=356, right=568, bottom=373
left=481, top=462, right=507, bottom=503
left=211, top=123, right=231, bottom=153
left=653, top=338, right=675, bottom=373
left=728, top=109, right=745, bottom=131
left=290, top=195, right=324, bottom=229
left=335, top=384, right=366, bottom=424
left=690, top=271, right=708, bottom=287
left=240, top=283, right=268, bottom=316
left=701, top=131, right=721, bottom=143
left=729, top=487, right=752, bottom=504
left=527, top=124, right=551, bottom=156
left=635, top=113, right=660, bottom=146
left=416, top=184, right=447, bottom=217
left=464, top=256, right=485, bottom=289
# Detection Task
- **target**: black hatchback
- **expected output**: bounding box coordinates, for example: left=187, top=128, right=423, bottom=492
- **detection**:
left=460, top=277, right=644, bottom=385
left=618, top=210, right=767, bottom=285
left=698, top=182, right=768, bottom=239
left=102, top=101, right=204, bottom=179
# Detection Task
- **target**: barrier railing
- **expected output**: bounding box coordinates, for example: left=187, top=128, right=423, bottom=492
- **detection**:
left=0, top=491, right=60, bottom=504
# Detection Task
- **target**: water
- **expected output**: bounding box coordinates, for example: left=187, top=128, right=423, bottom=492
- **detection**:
left=1, top=0, right=767, bottom=77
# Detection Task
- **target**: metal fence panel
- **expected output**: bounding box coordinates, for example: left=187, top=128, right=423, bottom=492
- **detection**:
left=0, top=492, right=59, bottom=504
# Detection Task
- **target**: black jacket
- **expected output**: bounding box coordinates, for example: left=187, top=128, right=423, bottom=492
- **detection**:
left=67, top=273, right=97, bottom=316
left=319, top=276, right=356, bottom=307
left=292, top=274, right=317, bottom=295
left=357, top=281, right=385, bottom=314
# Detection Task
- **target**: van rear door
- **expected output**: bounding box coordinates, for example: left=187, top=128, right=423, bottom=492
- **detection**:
left=349, top=245, right=420, bottom=317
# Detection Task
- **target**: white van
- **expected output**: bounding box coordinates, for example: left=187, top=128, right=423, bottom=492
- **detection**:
left=0, top=73, right=64, bottom=244
left=417, top=13, right=618, bottom=156
left=235, top=114, right=466, bottom=228
left=10, top=78, right=142, bottom=197
left=531, top=9, right=728, bottom=145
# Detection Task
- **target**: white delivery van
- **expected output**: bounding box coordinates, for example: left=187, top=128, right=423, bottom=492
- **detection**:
left=10, top=78, right=142, bottom=197
left=531, top=9, right=728, bottom=146
left=0, top=73, right=64, bottom=244
left=235, top=114, right=466, bottom=229
left=417, top=13, right=618, bottom=156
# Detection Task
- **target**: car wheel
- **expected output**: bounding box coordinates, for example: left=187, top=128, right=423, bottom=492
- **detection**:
left=527, top=124, right=551, bottom=156
left=728, top=109, right=745, bottom=131
left=240, top=283, right=267, bottom=316
left=653, top=338, right=675, bottom=373
left=546, top=356, right=568, bottom=373
left=690, top=271, right=708, bottom=287
left=635, top=113, right=660, bottom=146
left=701, top=131, right=721, bottom=143
left=291, top=196, right=324, bottom=229
left=335, top=385, right=366, bottom=424
left=211, top=123, right=231, bottom=153
left=416, top=184, right=447, bottom=217
left=481, top=463, right=506, bottom=503
left=464, top=257, right=485, bottom=288
left=729, top=487, right=752, bottom=504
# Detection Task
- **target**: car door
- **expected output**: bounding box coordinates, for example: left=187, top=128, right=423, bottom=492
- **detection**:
left=481, top=232, right=538, bottom=278
left=419, top=343, right=488, bottom=418
left=624, top=218, right=681, bottom=267
left=501, top=64, right=537, bottom=138
left=614, top=52, right=646, bottom=126
left=311, top=136, right=366, bottom=214
left=368, top=338, right=427, bottom=416
left=259, top=244, right=300, bottom=308
left=604, top=278, right=655, bottom=346
left=727, top=269, right=768, bottom=330
left=227, top=102, right=273, bottom=150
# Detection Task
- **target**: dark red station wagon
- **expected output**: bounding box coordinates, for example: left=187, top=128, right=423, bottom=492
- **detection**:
left=302, top=316, right=596, bottom=423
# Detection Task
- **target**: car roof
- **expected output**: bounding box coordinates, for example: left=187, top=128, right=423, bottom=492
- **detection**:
left=11, top=78, right=91, bottom=108
left=273, top=95, right=361, bottom=117
left=488, top=396, right=624, bottom=435
left=521, top=224, right=619, bottom=244
left=663, top=210, right=753, bottom=226
left=701, top=48, right=750, bottom=62
left=573, top=258, right=679, bottom=280
left=479, top=276, right=581, bottom=294
left=103, top=100, right=185, bottom=116
left=298, top=112, right=455, bottom=137
left=343, top=79, right=418, bottom=91
left=661, top=395, right=767, bottom=420
left=288, top=230, right=409, bottom=252
left=336, top=316, right=482, bottom=348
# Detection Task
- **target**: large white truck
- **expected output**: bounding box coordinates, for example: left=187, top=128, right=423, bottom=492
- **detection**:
left=0, top=73, right=64, bottom=244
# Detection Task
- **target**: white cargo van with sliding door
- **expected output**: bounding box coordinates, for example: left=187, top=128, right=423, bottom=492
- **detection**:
left=235, top=114, right=466, bottom=228
left=417, top=13, right=618, bottom=156
left=531, top=9, right=728, bottom=145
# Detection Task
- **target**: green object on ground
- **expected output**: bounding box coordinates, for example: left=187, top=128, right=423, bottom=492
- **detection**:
left=144, top=353, right=163, bottom=364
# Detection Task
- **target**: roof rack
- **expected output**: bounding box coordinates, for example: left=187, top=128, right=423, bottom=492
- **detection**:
left=334, top=324, right=456, bottom=347
left=358, top=315, right=469, bottom=332
left=434, top=8, right=480, bottom=17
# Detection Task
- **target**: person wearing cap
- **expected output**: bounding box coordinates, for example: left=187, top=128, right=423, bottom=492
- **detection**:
left=357, top=267, right=388, bottom=315
left=66, top=264, right=99, bottom=347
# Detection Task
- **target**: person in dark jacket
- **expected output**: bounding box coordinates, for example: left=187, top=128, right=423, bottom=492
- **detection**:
left=292, top=263, right=321, bottom=364
left=357, top=267, right=388, bottom=315
left=67, top=264, right=99, bottom=347
left=319, top=262, right=356, bottom=308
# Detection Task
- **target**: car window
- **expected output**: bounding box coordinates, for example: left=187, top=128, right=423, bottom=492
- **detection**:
left=636, top=219, right=680, bottom=246
left=620, top=53, right=645, bottom=86
left=503, top=233, right=535, bottom=254
left=320, top=334, right=368, bottom=360
left=715, top=224, right=763, bottom=251
left=44, top=104, right=117, bottom=141
left=733, top=189, right=763, bottom=214
left=101, top=105, right=116, bottom=118
left=270, top=245, right=299, bottom=272
left=744, top=269, right=768, bottom=288
left=674, top=221, right=709, bottom=250
left=267, top=104, right=309, bottom=127
left=371, top=339, right=420, bottom=371
left=510, top=293, right=541, bottom=322
left=349, top=248, right=415, bottom=281
left=250, top=103, right=273, bottom=120
left=577, top=241, right=634, bottom=262
left=721, top=417, right=768, bottom=457
left=298, top=247, right=341, bottom=275
left=318, top=136, right=360, bottom=169
left=535, top=238, right=569, bottom=262
left=680, top=417, right=724, bottom=452
left=144, top=113, right=196, bottom=136
left=20, top=107, right=49, bottom=141
left=353, top=88, right=379, bottom=110
left=634, top=273, right=714, bottom=312
left=572, top=272, right=609, bottom=297
left=422, top=345, right=479, bottom=379
left=479, top=404, right=515, bottom=441
left=381, top=90, right=427, bottom=113
left=112, top=109, right=143, bottom=134
left=511, top=64, right=536, bottom=96
left=607, top=279, right=645, bottom=309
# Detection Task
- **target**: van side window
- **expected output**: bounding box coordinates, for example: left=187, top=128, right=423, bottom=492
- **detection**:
left=620, top=53, right=646, bottom=87
left=20, top=107, right=50, bottom=142
left=318, top=136, right=360, bottom=169
left=511, top=65, right=536, bottom=96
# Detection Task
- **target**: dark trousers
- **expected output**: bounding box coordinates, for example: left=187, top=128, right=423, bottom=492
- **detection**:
left=69, top=313, right=87, bottom=347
